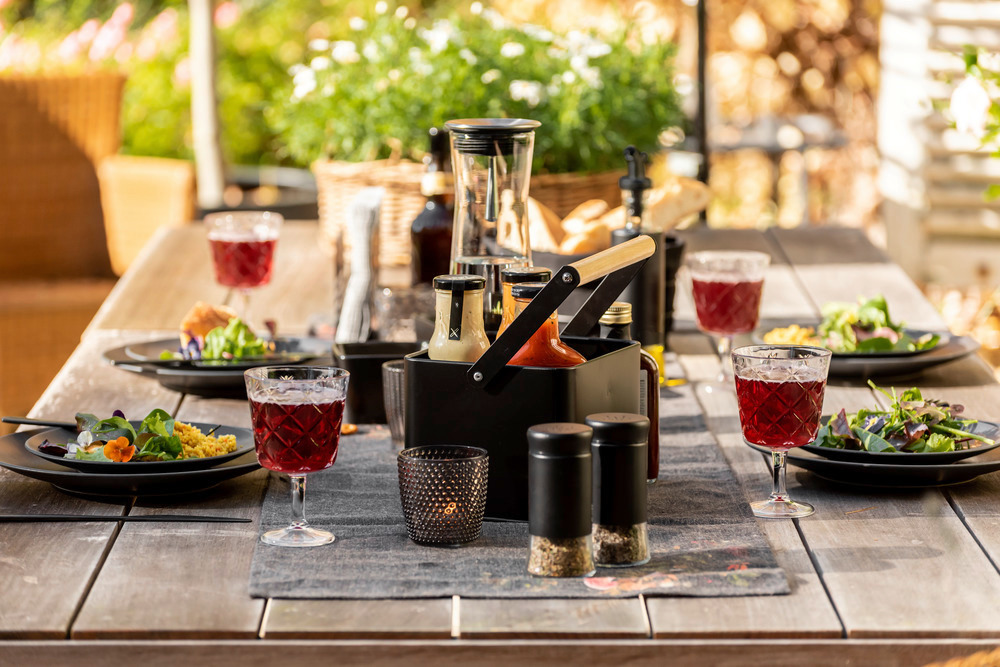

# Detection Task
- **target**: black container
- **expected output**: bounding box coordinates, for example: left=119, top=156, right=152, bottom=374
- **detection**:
left=333, top=341, right=424, bottom=423
left=586, top=412, right=650, bottom=527
left=612, top=227, right=665, bottom=350
left=527, top=423, right=593, bottom=539
left=662, top=234, right=685, bottom=347
left=404, top=236, right=655, bottom=520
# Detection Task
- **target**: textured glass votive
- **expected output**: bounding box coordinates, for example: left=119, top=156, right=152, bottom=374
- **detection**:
left=397, top=445, right=488, bottom=546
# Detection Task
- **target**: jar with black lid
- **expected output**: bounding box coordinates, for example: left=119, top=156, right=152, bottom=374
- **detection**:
left=498, top=266, right=552, bottom=335
left=527, top=423, right=596, bottom=577
left=585, top=412, right=651, bottom=567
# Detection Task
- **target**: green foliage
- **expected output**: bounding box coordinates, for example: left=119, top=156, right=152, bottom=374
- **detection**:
left=268, top=2, right=683, bottom=173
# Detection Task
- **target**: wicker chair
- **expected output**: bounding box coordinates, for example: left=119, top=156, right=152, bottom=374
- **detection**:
left=0, top=73, right=125, bottom=431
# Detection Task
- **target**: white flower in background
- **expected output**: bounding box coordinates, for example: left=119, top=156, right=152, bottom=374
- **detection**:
left=308, top=38, right=329, bottom=51
left=362, top=40, right=378, bottom=60
left=561, top=70, right=576, bottom=84
left=293, top=67, right=316, bottom=85
left=546, top=75, right=561, bottom=96
left=523, top=24, right=554, bottom=43
left=500, top=42, right=525, bottom=58
left=481, top=68, right=501, bottom=84
left=459, top=48, right=478, bottom=65
left=547, top=46, right=567, bottom=59
left=582, top=41, right=611, bottom=59
left=579, top=65, right=602, bottom=89
left=509, top=79, right=543, bottom=107
left=569, top=54, right=588, bottom=72
left=331, top=40, right=360, bottom=64
left=950, top=76, right=992, bottom=138
left=310, top=56, right=331, bottom=71
left=415, top=62, right=433, bottom=76
left=470, top=2, right=483, bottom=15
left=349, top=16, right=368, bottom=31
left=482, top=8, right=508, bottom=30
left=375, top=78, right=389, bottom=93
left=375, top=1, right=388, bottom=15
left=388, top=68, right=400, bottom=82
left=418, top=21, right=452, bottom=55
left=409, top=47, right=423, bottom=61
left=395, top=6, right=408, bottom=19
left=404, top=17, right=416, bottom=29
left=564, top=29, right=609, bottom=59
left=289, top=63, right=308, bottom=76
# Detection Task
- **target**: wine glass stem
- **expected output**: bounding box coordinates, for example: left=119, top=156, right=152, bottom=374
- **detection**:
left=290, top=475, right=308, bottom=528
left=717, top=335, right=734, bottom=382
left=769, top=450, right=789, bottom=502
left=235, top=288, right=252, bottom=324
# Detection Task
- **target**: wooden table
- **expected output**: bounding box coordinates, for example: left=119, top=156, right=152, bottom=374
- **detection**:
left=4, top=222, right=1000, bottom=666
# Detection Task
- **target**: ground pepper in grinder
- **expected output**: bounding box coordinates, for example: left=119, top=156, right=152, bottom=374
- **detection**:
left=527, top=423, right=596, bottom=577
left=585, top=412, right=651, bottom=567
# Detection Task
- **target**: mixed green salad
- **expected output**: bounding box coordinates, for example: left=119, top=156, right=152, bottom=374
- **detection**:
left=38, top=409, right=183, bottom=462
left=161, top=317, right=270, bottom=361
left=815, top=382, right=995, bottom=454
left=817, top=295, right=939, bottom=353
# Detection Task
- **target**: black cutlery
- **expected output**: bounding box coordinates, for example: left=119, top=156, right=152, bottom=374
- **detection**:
left=2, top=417, right=77, bottom=430
left=0, top=514, right=251, bottom=523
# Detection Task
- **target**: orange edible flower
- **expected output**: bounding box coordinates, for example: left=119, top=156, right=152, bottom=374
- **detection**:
left=104, top=436, right=135, bottom=463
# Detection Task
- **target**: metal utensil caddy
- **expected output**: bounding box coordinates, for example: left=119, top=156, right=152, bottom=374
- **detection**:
left=404, top=236, right=655, bottom=520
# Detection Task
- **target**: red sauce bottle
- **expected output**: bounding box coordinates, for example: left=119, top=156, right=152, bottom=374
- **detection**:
left=506, top=282, right=586, bottom=368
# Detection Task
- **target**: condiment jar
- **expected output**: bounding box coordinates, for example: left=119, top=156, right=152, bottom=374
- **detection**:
left=497, top=266, right=552, bottom=335
left=506, top=283, right=586, bottom=368
left=600, top=302, right=661, bottom=485
left=428, top=275, right=490, bottom=363
left=585, top=412, right=651, bottom=567
left=527, top=423, right=596, bottom=577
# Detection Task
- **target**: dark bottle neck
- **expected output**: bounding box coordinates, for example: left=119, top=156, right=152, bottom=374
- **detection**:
left=601, top=321, right=633, bottom=341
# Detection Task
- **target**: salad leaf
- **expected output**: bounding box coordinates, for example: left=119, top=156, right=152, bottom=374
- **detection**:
left=852, top=426, right=896, bottom=452
left=139, top=408, right=175, bottom=438
left=90, top=416, right=136, bottom=444
left=75, top=413, right=99, bottom=433
left=813, top=295, right=940, bottom=354
left=914, top=433, right=955, bottom=453
left=134, top=432, right=183, bottom=461
left=201, top=318, right=267, bottom=360
left=69, top=444, right=112, bottom=462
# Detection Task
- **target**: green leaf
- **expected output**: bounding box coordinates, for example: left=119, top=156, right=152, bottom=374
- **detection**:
left=136, top=433, right=183, bottom=461
left=855, top=337, right=896, bottom=353
left=852, top=426, right=896, bottom=453
left=922, top=433, right=956, bottom=453
left=91, top=417, right=136, bottom=444
left=139, top=409, right=175, bottom=438
left=75, top=413, right=99, bottom=433
left=856, top=295, right=892, bottom=329
left=72, top=446, right=112, bottom=462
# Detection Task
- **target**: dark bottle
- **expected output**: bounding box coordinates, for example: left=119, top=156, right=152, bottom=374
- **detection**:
left=611, top=147, right=666, bottom=375
left=410, top=127, right=454, bottom=285
left=600, top=301, right=660, bottom=485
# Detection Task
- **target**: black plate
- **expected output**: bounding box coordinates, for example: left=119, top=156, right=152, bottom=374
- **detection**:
left=0, top=428, right=260, bottom=498
left=104, top=339, right=334, bottom=398
left=801, top=419, right=1000, bottom=465
left=24, top=422, right=254, bottom=473
left=124, top=336, right=329, bottom=369
left=747, top=440, right=1000, bottom=488
left=754, top=326, right=978, bottom=377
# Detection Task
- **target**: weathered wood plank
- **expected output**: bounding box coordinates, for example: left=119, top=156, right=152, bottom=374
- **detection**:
left=263, top=599, right=453, bottom=639
left=89, top=222, right=333, bottom=334
left=4, top=638, right=1000, bottom=667
left=70, top=395, right=267, bottom=639
left=458, top=598, right=649, bottom=639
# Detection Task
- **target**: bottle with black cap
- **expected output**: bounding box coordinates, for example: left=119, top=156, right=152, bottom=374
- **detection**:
left=410, top=127, right=454, bottom=285
left=599, top=302, right=660, bottom=484
left=611, top=147, right=666, bottom=380
left=506, top=282, right=585, bottom=368
left=585, top=412, right=651, bottom=567
left=497, top=265, right=552, bottom=335
left=427, top=274, right=490, bottom=362
left=527, top=423, right=596, bottom=577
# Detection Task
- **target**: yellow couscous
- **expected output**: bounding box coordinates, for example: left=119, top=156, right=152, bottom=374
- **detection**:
left=762, top=324, right=821, bottom=347
left=174, top=421, right=239, bottom=459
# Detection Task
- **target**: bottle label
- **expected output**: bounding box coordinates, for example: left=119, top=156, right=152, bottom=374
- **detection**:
left=638, top=368, right=647, bottom=417
left=448, top=288, right=464, bottom=341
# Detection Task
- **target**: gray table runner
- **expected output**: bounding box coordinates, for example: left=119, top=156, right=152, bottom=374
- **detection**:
left=248, top=379, right=789, bottom=599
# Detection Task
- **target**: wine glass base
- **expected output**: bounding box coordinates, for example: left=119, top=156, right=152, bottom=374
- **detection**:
left=261, top=524, right=335, bottom=547
left=751, top=498, right=814, bottom=519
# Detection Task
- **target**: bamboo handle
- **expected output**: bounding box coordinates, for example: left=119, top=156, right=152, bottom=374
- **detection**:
left=568, top=235, right=655, bottom=286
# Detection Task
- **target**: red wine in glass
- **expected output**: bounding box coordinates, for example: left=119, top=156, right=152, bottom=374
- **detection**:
left=735, top=376, right=826, bottom=449
left=249, top=398, right=345, bottom=475
left=691, top=277, right=764, bottom=335
left=209, top=237, right=277, bottom=289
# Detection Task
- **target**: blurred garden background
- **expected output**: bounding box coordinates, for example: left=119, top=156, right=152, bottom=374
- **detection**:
left=2, top=0, right=1000, bottom=425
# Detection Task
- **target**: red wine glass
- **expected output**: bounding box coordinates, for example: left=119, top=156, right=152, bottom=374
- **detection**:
left=687, top=251, right=769, bottom=383
left=205, top=211, right=282, bottom=325
left=733, top=345, right=831, bottom=518
left=244, top=366, right=349, bottom=547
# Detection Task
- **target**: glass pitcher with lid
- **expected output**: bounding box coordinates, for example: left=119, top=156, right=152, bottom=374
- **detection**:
left=445, top=118, right=540, bottom=331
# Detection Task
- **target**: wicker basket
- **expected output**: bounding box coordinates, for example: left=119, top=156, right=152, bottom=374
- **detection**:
left=315, top=159, right=624, bottom=272
left=0, top=72, right=125, bottom=281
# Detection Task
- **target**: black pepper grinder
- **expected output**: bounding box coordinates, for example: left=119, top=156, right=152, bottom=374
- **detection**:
left=585, top=412, right=651, bottom=567
left=526, top=423, right=596, bottom=578
left=611, top=147, right=666, bottom=355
